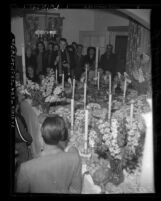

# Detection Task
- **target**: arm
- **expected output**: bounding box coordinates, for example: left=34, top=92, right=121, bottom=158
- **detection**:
left=69, top=155, right=83, bottom=194
left=16, top=163, right=30, bottom=193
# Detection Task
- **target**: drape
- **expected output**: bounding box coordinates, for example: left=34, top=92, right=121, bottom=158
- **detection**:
left=126, top=20, right=151, bottom=95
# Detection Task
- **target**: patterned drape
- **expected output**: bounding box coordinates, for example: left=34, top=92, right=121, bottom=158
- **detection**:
left=126, top=20, right=151, bottom=95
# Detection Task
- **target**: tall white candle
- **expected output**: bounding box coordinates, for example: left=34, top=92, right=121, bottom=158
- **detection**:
left=85, top=64, right=88, bottom=82
left=109, top=73, right=111, bottom=94
left=97, top=72, right=100, bottom=90
left=55, top=68, right=58, bottom=84
left=123, top=78, right=127, bottom=101
left=108, top=93, right=112, bottom=121
left=21, top=44, right=26, bottom=85
left=84, top=109, right=89, bottom=151
left=72, top=78, right=75, bottom=99
left=71, top=98, right=74, bottom=130
left=95, top=47, right=99, bottom=77
left=84, top=82, right=87, bottom=109
left=62, top=73, right=64, bottom=89
left=130, top=100, right=134, bottom=127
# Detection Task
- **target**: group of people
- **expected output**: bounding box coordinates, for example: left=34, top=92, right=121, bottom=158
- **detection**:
left=16, top=36, right=120, bottom=85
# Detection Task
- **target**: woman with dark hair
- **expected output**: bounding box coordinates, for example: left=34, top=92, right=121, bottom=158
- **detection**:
left=26, top=66, right=37, bottom=82
left=35, top=41, right=47, bottom=76
left=16, top=115, right=82, bottom=193
left=83, top=46, right=96, bottom=71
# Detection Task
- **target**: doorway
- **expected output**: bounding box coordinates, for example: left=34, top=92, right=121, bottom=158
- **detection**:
left=115, top=35, right=128, bottom=73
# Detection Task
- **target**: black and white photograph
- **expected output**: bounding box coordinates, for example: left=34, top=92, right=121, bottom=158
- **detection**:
left=11, top=5, right=155, bottom=194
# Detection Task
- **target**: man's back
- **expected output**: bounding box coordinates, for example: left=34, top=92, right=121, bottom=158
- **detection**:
left=16, top=150, right=82, bottom=193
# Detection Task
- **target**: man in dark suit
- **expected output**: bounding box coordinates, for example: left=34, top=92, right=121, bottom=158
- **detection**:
left=74, top=44, right=85, bottom=81
left=16, top=115, right=82, bottom=193
left=99, top=44, right=118, bottom=77
left=54, top=38, right=75, bottom=82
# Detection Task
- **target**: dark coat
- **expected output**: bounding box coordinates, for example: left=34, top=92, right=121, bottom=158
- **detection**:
left=83, top=55, right=95, bottom=70
left=45, top=50, right=58, bottom=70
left=99, top=53, right=118, bottom=75
left=74, top=54, right=85, bottom=80
left=25, top=54, right=36, bottom=69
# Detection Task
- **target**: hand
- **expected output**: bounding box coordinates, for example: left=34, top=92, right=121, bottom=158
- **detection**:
left=54, top=56, right=59, bottom=65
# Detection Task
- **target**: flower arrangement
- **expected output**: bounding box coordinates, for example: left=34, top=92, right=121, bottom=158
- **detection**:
left=40, top=69, right=55, bottom=97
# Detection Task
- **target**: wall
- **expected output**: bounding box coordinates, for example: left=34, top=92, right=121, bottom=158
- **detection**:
left=11, top=9, right=129, bottom=55
left=118, top=9, right=150, bottom=29
left=94, top=10, right=129, bottom=34
left=48, top=9, right=95, bottom=44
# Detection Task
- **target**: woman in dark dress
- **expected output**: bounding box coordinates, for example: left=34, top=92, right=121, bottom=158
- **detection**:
left=25, top=46, right=36, bottom=70
left=35, top=41, right=47, bottom=77
left=83, top=47, right=96, bottom=71
left=45, top=42, right=58, bottom=70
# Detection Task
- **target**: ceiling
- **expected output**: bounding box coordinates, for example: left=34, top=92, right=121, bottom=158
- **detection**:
left=117, top=9, right=151, bottom=30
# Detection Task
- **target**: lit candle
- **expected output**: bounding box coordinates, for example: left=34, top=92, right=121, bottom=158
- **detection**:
left=84, top=109, right=89, bottom=152
left=95, top=47, right=99, bottom=77
left=84, top=82, right=87, bottom=109
left=71, top=98, right=74, bottom=130
left=130, top=100, right=134, bottom=127
left=72, top=78, right=75, bottom=99
left=55, top=68, right=58, bottom=84
left=108, top=93, right=112, bottom=121
left=123, top=78, right=127, bottom=102
left=109, top=73, right=111, bottom=94
left=97, top=72, right=100, bottom=90
left=62, top=73, right=64, bottom=89
left=85, top=64, right=88, bottom=82
left=21, top=43, right=26, bottom=85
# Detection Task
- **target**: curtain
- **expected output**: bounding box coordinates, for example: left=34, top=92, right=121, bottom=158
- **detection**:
left=126, top=20, right=151, bottom=95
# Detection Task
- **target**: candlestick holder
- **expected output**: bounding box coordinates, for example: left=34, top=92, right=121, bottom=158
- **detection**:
left=80, top=148, right=91, bottom=158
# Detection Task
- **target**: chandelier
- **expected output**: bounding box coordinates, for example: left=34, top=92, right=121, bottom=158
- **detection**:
left=35, top=30, right=56, bottom=39
left=34, top=9, right=57, bottom=40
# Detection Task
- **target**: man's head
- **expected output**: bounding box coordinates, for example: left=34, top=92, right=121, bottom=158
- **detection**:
left=77, top=44, right=83, bottom=55
left=59, top=38, right=67, bottom=51
left=41, top=115, right=68, bottom=145
left=53, top=44, right=59, bottom=51
left=37, top=42, right=45, bottom=53
left=27, top=66, right=34, bottom=78
left=72, top=42, right=77, bottom=51
left=106, top=44, right=113, bottom=56
left=87, top=47, right=96, bottom=57
left=48, top=42, right=54, bottom=51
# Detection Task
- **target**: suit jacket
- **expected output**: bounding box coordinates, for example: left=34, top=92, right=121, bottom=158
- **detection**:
left=99, top=53, right=118, bottom=75
left=74, top=54, right=85, bottom=80
left=16, top=148, right=82, bottom=193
